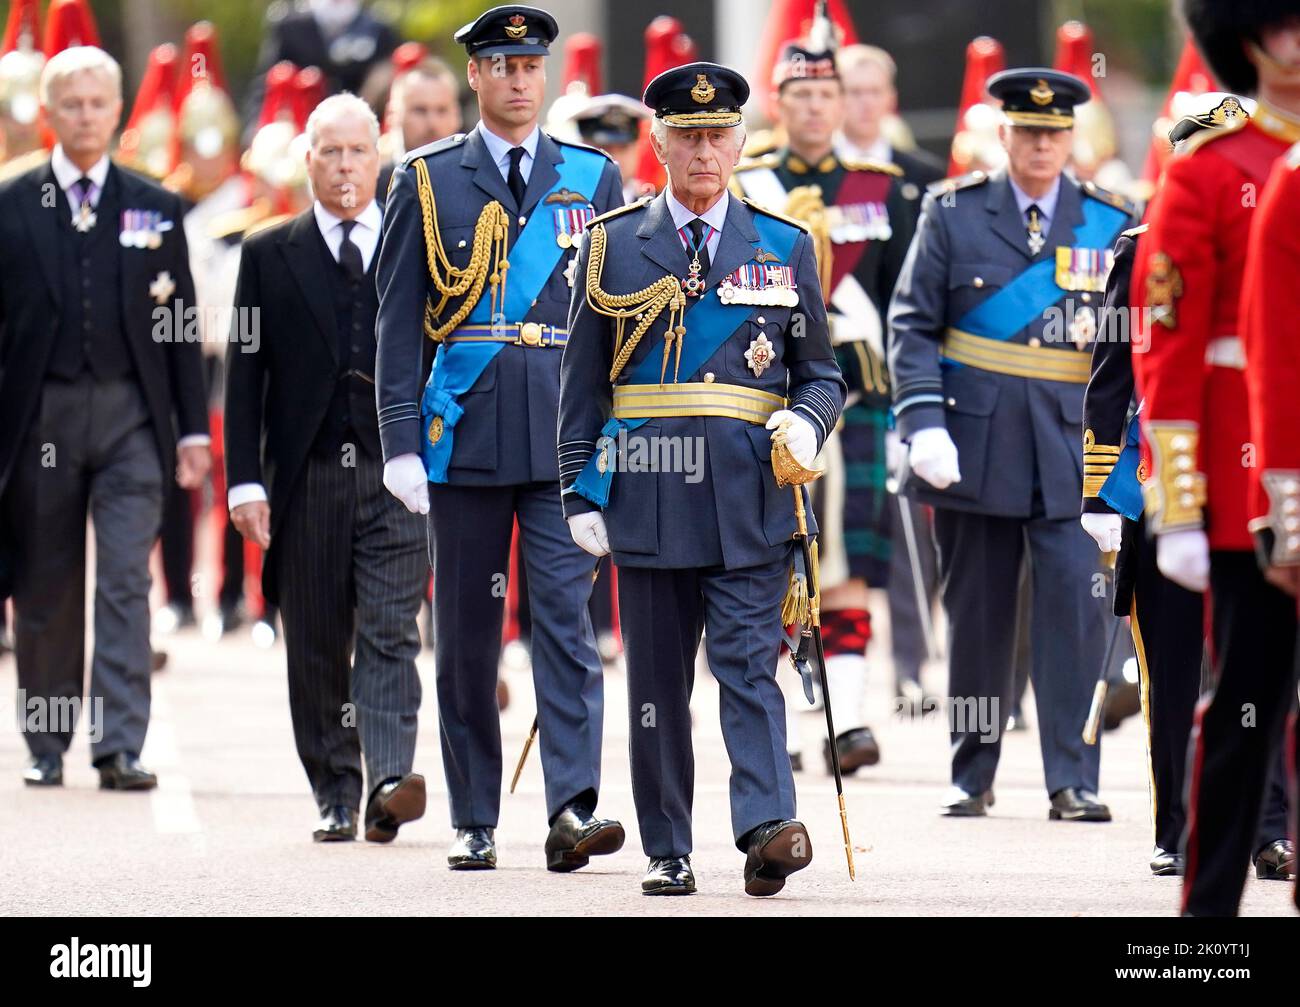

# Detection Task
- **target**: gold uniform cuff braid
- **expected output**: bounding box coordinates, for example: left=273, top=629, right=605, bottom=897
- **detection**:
left=412, top=157, right=511, bottom=342
left=1252, top=469, right=1300, bottom=566
left=1082, top=427, right=1122, bottom=498
left=1142, top=422, right=1207, bottom=532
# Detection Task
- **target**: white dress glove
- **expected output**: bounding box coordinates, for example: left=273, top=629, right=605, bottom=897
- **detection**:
left=1156, top=529, right=1210, bottom=592
left=1080, top=512, right=1123, bottom=553
left=908, top=427, right=962, bottom=489
left=567, top=511, right=610, bottom=557
left=885, top=429, right=908, bottom=482
left=383, top=453, right=430, bottom=515
left=765, top=410, right=818, bottom=469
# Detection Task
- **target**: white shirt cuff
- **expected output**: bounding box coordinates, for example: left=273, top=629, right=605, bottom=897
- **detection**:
left=227, top=483, right=268, bottom=510
left=177, top=434, right=211, bottom=448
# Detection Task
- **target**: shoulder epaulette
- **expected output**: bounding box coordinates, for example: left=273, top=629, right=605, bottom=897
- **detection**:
left=0, top=148, right=50, bottom=185
left=244, top=213, right=293, bottom=240
left=740, top=195, right=810, bottom=234
left=927, top=170, right=988, bottom=196
left=552, top=135, right=615, bottom=162
left=587, top=195, right=652, bottom=228
left=736, top=153, right=780, bottom=172
left=401, top=132, right=467, bottom=168
left=842, top=156, right=904, bottom=177
left=1082, top=179, right=1135, bottom=215
left=1179, top=112, right=1249, bottom=156
left=1120, top=223, right=1149, bottom=239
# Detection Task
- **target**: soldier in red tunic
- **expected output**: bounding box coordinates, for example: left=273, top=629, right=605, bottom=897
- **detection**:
left=1132, top=0, right=1300, bottom=915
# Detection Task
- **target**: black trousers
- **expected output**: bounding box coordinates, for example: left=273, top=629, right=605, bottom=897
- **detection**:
left=1182, top=550, right=1299, bottom=916
left=1129, top=527, right=1204, bottom=854
left=275, top=452, right=427, bottom=811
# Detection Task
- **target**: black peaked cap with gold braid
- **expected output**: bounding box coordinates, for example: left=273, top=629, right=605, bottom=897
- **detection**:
left=644, top=61, right=749, bottom=129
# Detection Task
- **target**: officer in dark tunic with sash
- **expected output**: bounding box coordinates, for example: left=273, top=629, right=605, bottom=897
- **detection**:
left=888, top=68, right=1135, bottom=822
left=559, top=63, right=846, bottom=896
left=375, top=5, right=626, bottom=873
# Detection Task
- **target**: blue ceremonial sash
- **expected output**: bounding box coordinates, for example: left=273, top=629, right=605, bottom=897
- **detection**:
left=952, top=196, right=1129, bottom=341
left=420, top=146, right=607, bottom=482
left=1099, top=406, right=1144, bottom=521
left=572, top=211, right=800, bottom=507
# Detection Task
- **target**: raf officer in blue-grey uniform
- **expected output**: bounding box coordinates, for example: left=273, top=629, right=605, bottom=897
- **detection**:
left=887, top=69, right=1135, bottom=821
left=558, top=63, right=846, bottom=896
left=375, top=5, right=626, bottom=873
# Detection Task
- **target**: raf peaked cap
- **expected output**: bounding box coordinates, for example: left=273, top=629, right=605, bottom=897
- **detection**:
left=643, top=61, right=749, bottom=128
left=454, top=5, right=558, bottom=59
left=987, top=67, right=1091, bottom=130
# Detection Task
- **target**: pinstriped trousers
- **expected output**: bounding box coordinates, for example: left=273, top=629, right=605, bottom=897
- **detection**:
left=275, top=450, right=427, bottom=811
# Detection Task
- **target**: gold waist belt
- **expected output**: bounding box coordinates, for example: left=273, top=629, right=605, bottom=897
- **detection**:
left=612, top=382, right=787, bottom=424
left=941, top=327, right=1092, bottom=384
left=445, top=322, right=568, bottom=347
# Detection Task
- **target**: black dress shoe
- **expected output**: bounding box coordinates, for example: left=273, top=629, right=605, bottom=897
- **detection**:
left=313, top=805, right=357, bottom=842
left=448, top=827, right=497, bottom=870
left=22, top=754, right=63, bottom=787
left=95, top=753, right=157, bottom=791
left=941, top=788, right=994, bottom=817
left=742, top=820, right=812, bottom=897
left=642, top=856, right=695, bottom=895
left=1255, top=839, right=1296, bottom=881
left=824, top=726, right=881, bottom=775
left=1150, top=847, right=1185, bottom=876
left=545, top=802, right=625, bottom=872
left=364, top=773, right=427, bottom=843
left=1048, top=787, right=1112, bottom=822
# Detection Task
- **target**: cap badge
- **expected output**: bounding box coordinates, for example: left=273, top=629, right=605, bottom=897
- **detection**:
left=691, top=74, right=716, bottom=105
left=505, top=14, right=527, bottom=39
left=1030, top=79, right=1054, bottom=107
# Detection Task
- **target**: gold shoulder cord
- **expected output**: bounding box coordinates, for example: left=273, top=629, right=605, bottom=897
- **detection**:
left=584, top=222, right=689, bottom=384
left=782, top=184, right=833, bottom=302
left=412, top=157, right=511, bottom=342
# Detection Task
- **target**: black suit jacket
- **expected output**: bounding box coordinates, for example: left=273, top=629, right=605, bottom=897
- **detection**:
left=0, top=160, right=206, bottom=502
left=224, top=207, right=418, bottom=604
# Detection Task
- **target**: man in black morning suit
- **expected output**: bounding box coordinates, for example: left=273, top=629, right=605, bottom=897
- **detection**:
left=375, top=6, right=627, bottom=872
left=0, top=46, right=210, bottom=790
left=225, top=93, right=428, bottom=844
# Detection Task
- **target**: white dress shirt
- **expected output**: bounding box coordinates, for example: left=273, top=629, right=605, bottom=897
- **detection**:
left=834, top=133, right=891, bottom=164
left=313, top=198, right=382, bottom=271
left=663, top=185, right=727, bottom=263
left=477, top=122, right=540, bottom=186
left=228, top=199, right=383, bottom=511
left=50, top=144, right=110, bottom=212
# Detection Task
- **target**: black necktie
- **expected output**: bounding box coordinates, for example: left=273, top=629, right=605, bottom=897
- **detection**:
left=687, top=217, right=711, bottom=278
left=507, top=146, right=527, bottom=208
left=338, top=220, right=364, bottom=283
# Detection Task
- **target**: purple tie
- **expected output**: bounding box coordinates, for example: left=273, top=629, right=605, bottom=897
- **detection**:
left=72, top=176, right=97, bottom=207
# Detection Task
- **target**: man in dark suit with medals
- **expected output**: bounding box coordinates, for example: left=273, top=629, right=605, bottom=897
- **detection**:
left=0, top=45, right=209, bottom=789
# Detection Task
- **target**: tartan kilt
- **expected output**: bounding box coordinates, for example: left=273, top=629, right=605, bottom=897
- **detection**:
left=811, top=398, right=892, bottom=588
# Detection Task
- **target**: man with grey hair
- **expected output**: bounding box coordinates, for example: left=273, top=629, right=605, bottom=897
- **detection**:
left=559, top=61, right=845, bottom=896
left=225, top=91, right=429, bottom=844
left=0, top=45, right=209, bottom=790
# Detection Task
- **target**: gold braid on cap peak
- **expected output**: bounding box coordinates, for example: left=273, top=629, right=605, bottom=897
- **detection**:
left=584, top=222, right=688, bottom=384
left=413, top=157, right=511, bottom=342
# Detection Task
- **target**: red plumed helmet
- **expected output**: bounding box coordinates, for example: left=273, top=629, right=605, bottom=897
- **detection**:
left=43, top=0, right=101, bottom=59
